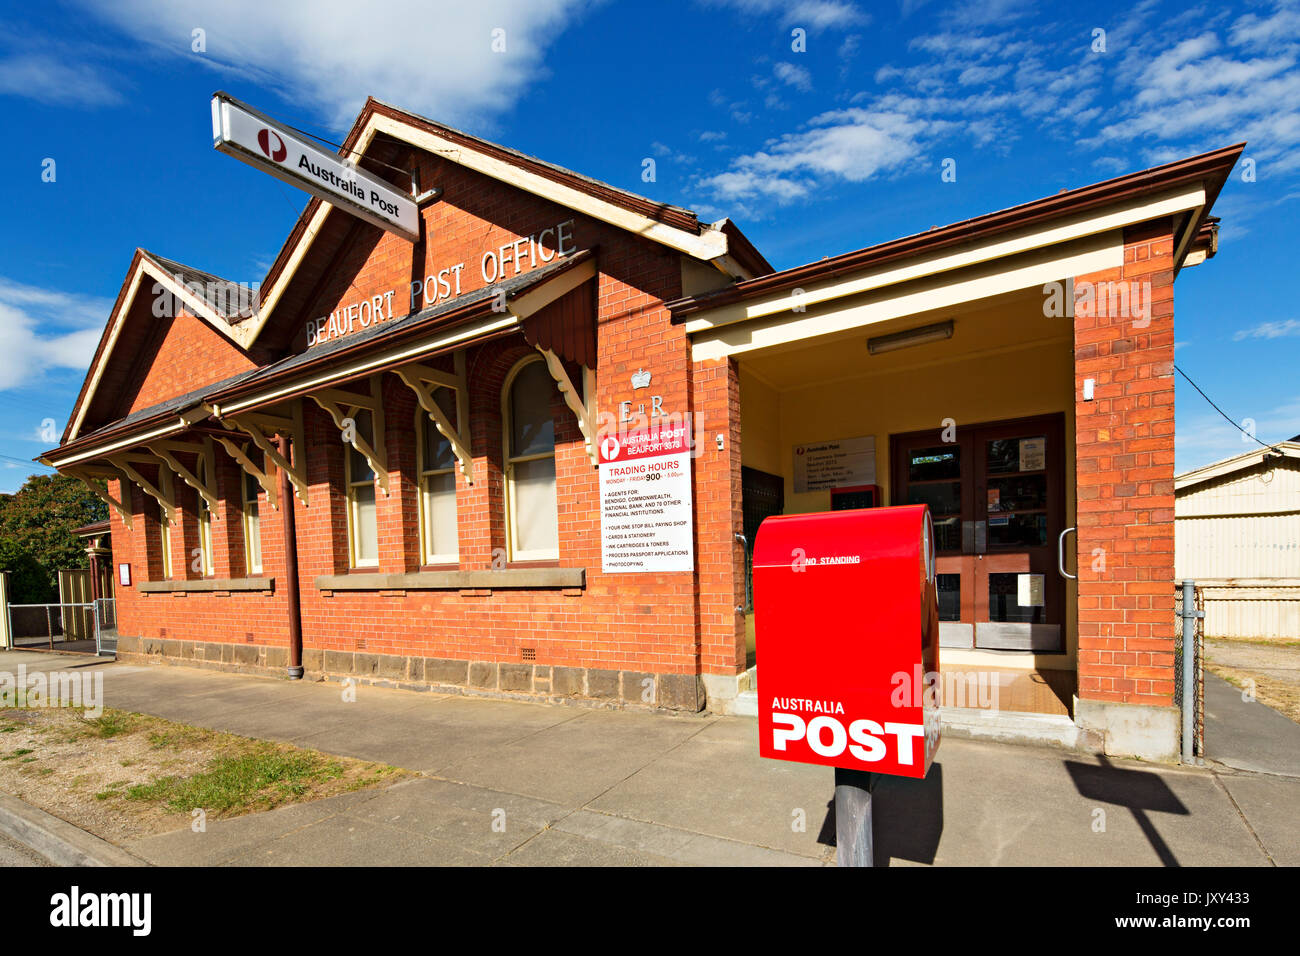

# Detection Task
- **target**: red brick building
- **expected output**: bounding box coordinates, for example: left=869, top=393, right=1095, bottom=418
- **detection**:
left=41, top=97, right=1241, bottom=760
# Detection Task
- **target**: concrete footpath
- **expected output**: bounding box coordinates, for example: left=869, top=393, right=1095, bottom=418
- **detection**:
left=1, top=650, right=1295, bottom=867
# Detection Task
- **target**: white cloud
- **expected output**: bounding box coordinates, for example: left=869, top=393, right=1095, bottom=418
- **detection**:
left=704, top=0, right=869, bottom=31
left=1230, top=5, right=1300, bottom=51
left=0, top=53, right=122, bottom=107
left=774, top=61, right=813, bottom=91
left=0, top=278, right=112, bottom=391
left=1090, top=4, right=1300, bottom=175
left=943, top=0, right=1036, bottom=28
left=1175, top=395, right=1300, bottom=471
left=695, top=108, right=932, bottom=209
left=1233, top=318, right=1300, bottom=340
left=77, top=0, right=588, bottom=128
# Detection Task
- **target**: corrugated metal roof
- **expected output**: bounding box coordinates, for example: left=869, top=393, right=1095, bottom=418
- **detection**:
left=141, top=250, right=259, bottom=322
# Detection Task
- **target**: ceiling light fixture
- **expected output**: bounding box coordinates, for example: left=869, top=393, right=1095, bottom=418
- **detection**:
left=867, top=320, right=954, bottom=355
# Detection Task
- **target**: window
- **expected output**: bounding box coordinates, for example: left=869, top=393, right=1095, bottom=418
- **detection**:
left=345, top=409, right=379, bottom=568
left=196, top=458, right=213, bottom=576
left=503, top=357, right=559, bottom=561
left=158, top=485, right=173, bottom=579
left=243, top=470, right=263, bottom=574
left=417, top=390, right=458, bottom=565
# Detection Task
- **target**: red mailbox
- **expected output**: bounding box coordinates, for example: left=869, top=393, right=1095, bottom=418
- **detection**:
left=755, top=504, right=940, bottom=779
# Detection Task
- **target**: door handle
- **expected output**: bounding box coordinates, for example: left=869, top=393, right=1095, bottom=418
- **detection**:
left=962, top=521, right=974, bottom=553
left=974, top=520, right=986, bottom=554
left=735, top=532, right=750, bottom=612
left=1058, top=527, right=1077, bottom=580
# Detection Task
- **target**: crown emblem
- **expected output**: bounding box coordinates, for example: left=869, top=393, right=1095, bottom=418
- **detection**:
left=631, top=368, right=651, bottom=389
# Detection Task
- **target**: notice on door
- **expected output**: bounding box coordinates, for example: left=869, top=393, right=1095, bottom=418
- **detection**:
left=599, top=424, right=694, bottom=573
left=793, top=436, right=876, bottom=493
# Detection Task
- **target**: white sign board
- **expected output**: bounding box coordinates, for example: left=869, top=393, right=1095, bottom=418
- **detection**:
left=1017, top=573, right=1045, bottom=607
left=599, top=424, right=694, bottom=573
left=1019, top=437, right=1046, bottom=472
left=211, top=92, right=420, bottom=242
left=793, top=436, right=876, bottom=493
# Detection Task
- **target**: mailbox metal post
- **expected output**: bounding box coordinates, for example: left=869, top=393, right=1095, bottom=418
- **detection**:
left=835, top=767, right=877, bottom=867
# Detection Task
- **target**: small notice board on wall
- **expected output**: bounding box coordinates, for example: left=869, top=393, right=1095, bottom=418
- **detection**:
left=599, top=424, right=695, bottom=573
left=793, top=436, right=876, bottom=493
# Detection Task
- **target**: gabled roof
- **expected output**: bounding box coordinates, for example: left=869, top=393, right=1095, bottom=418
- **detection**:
left=239, top=95, right=771, bottom=349
left=1175, top=441, right=1300, bottom=492
left=145, top=251, right=258, bottom=322
left=61, top=95, right=774, bottom=446
left=43, top=250, right=595, bottom=466
left=667, top=143, right=1244, bottom=319
left=64, top=249, right=256, bottom=443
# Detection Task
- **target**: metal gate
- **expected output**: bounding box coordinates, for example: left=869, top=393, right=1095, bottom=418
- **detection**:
left=7, top=602, right=97, bottom=653
left=1175, top=581, right=1205, bottom=763
left=94, top=598, right=118, bottom=656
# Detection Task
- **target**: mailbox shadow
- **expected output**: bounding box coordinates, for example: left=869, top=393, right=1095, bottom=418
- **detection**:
left=817, top=765, right=945, bottom=866
left=1064, top=757, right=1189, bottom=866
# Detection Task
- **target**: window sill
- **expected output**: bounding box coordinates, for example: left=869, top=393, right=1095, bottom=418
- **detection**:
left=315, top=568, right=585, bottom=592
left=138, top=578, right=276, bottom=593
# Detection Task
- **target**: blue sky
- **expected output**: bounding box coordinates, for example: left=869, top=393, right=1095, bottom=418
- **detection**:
left=1, top=0, right=1298, bottom=493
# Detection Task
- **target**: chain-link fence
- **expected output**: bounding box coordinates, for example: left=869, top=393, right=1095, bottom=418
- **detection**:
left=95, top=598, right=117, bottom=656
left=1174, top=582, right=1205, bottom=761
left=8, top=602, right=97, bottom=653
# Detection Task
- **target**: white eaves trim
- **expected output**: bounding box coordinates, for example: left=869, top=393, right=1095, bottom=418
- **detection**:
left=68, top=257, right=251, bottom=442
left=221, top=254, right=594, bottom=416
left=216, top=312, right=520, bottom=417
left=49, top=419, right=191, bottom=469
left=237, top=111, right=729, bottom=348
left=1174, top=441, right=1300, bottom=492
left=684, top=184, right=1207, bottom=336
left=367, top=115, right=728, bottom=262
left=691, top=235, right=1121, bottom=363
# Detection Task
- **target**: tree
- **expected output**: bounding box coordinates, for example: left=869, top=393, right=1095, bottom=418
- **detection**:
left=0, top=473, right=107, bottom=603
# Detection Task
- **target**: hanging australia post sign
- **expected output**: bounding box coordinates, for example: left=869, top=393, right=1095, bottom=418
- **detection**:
left=793, top=436, right=876, bottom=493
left=211, top=92, right=420, bottom=242
left=599, top=423, right=694, bottom=573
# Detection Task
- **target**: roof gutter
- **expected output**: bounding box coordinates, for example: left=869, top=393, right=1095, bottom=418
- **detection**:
left=667, top=143, right=1245, bottom=319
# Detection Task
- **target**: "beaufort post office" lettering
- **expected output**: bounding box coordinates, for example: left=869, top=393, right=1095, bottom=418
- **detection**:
left=304, top=218, right=576, bottom=348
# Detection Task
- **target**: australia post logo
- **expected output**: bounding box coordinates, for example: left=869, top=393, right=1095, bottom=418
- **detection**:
left=257, top=127, right=287, bottom=162
left=761, top=696, right=939, bottom=778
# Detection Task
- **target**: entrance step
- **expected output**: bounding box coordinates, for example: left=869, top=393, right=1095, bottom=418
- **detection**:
left=732, top=689, right=758, bottom=717
left=940, top=706, right=1097, bottom=751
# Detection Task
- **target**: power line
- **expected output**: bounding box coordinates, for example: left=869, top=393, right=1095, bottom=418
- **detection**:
left=1174, top=364, right=1277, bottom=451
left=272, top=115, right=414, bottom=181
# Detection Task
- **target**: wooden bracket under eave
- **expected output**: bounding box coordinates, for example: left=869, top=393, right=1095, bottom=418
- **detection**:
left=537, top=347, right=598, bottom=466
left=211, top=434, right=279, bottom=511
left=64, top=468, right=133, bottom=531
left=393, top=351, right=473, bottom=483
left=144, top=438, right=221, bottom=519
left=218, top=409, right=308, bottom=507
left=107, top=454, right=177, bottom=523
left=309, top=373, right=389, bottom=495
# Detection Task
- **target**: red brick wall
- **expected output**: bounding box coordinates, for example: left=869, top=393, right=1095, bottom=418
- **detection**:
left=691, top=357, right=745, bottom=675
left=106, top=148, right=736, bottom=682
left=1073, top=219, right=1178, bottom=707
left=127, top=309, right=257, bottom=415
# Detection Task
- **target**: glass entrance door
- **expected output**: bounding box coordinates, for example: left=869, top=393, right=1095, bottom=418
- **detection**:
left=892, top=414, right=1066, bottom=652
